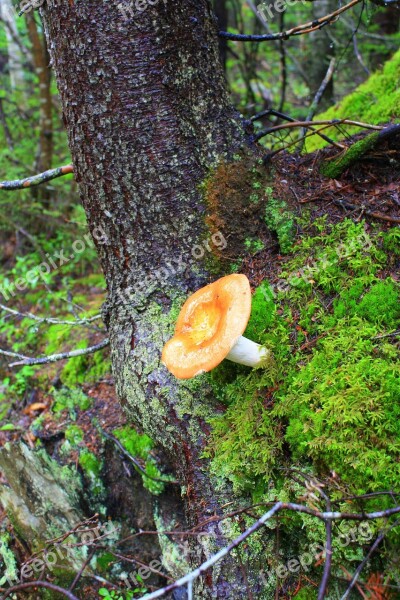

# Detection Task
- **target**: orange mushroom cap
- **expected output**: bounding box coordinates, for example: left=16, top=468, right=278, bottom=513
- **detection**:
left=162, top=274, right=251, bottom=379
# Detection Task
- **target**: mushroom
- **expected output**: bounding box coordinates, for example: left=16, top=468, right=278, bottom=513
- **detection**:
left=162, top=274, right=270, bottom=379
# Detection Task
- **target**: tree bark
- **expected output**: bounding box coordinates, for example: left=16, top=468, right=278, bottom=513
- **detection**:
left=41, top=1, right=258, bottom=596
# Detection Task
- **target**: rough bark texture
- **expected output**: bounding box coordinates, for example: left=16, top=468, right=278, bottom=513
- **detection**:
left=41, top=1, right=259, bottom=597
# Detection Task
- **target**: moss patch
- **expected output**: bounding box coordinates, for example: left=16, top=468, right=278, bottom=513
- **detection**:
left=320, top=131, right=380, bottom=178
left=207, top=219, right=400, bottom=495
left=305, top=49, right=400, bottom=152
left=113, top=426, right=174, bottom=495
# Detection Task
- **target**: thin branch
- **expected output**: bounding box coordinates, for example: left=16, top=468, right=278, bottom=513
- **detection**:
left=139, top=501, right=400, bottom=600
left=340, top=518, right=400, bottom=600
left=3, top=338, right=109, bottom=368
left=255, top=119, right=382, bottom=141
left=251, top=108, right=343, bottom=149
left=0, top=303, right=102, bottom=327
left=373, top=330, right=400, bottom=340
left=0, top=164, right=73, bottom=190
left=263, top=122, right=350, bottom=161
left=0, top=581, right=80, bottom=600
left=109, top=551, right=173, bottom=582
left=68, top=549, right=95, bottom=591
left=334, top=199, right=400, bottom=224
left=219, top=0, right=362, bottom=42
left=0, top=348, right=29, bottom=360
left=318, top=492, right=333, bottom=600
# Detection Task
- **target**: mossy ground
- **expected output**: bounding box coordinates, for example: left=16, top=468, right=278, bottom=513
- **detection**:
left=305, top=49, right=400, bottom=152
left=205, top=218, right=400, bottom=595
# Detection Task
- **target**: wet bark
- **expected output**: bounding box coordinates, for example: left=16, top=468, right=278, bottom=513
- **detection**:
left=41, top=1, right=259, bottom=597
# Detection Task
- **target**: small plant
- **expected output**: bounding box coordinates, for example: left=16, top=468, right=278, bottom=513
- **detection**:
left=264, top=194, right=295, bottom=254
left=52, top=387, right=92, bottom=417
left=244, top=237, right=264, bottom=254
left=98, top=587, right=138, bottom=599
left=64, top=424, right=84, bottom=446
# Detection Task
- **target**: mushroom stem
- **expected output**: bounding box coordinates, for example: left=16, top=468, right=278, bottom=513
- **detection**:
left=226, top=336, right=270, bottom=368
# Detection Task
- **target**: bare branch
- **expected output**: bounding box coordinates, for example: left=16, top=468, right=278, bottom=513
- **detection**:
left=0, top=164, right=73, bottom=190
left=138, top=501, right=400, bottom=600
left=2, top=338, right=109, bottom=368
left=219, top=0, right=362, bottom=42
left=306, top=58, right=336, bottom=123
left=251, top=108, right=343, bottom=149
left=340, top=518, right=400, bottom=600
left=255, top=119, right=382, bottom=141
left=334, top=199, right=400, bottom=224
left=0, top=303, right=102, bottom=327
left=0, top=581, right=80, bottom=600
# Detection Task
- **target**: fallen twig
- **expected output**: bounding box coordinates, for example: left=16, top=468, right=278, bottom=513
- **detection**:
left=0, top=581, right=80, bottom=600
left=334, top=199, right=400, bottom=224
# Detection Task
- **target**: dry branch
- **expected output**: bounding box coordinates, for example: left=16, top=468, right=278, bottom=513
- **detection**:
left=0, top=164, right=73, bottom=190
left=0, top=338, right=109, bottom=368
left=219, top=0, right=362, bottom=42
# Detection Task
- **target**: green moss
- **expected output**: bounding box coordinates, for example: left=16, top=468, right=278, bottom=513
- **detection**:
left=320, top=131, right=380, bottom=178
left=206, top=218, right=400, bottom=590
left=79, top=449, right=104, bottom=497
left=264, top=192, right=295, bottom=254
left=357, top=280, right=400, bottom=328
left=244, top=282, right=276, bottom=342
left=52, top=387, right=92, bottom=417
left=208, top=219, right=400, bottom=495
left=64, top=424, right=84, bottom=446
left=0, top=533, right=18, bottom=587
left=60, top=342, right=111, bottom=387
left=306, top=49, right=400, bottom=151
left=280, top=319, right=400, bottom=492
left=244, top=237, right=264, bottom=253
left=113, top=426, right=172, bottom=495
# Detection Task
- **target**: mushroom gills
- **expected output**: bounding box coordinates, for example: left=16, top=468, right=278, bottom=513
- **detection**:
left=226, top=336, right=270, bottom=368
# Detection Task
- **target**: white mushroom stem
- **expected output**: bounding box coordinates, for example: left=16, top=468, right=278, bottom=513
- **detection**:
left=226, top=336, right=270, bottom=368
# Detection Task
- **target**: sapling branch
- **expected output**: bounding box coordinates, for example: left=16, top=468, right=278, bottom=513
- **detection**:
left=0, top=164, right=73, bottom=190
left=219, top=0, right=362, bottom=43
left=0, top=338, right=109, bottom=368
left=0, top=303, right=102, bottom=327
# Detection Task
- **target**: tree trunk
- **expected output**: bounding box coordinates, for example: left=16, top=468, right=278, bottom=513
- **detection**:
left=307, top=0, right=335, bottom=110
left=41, top=1, right=258, bottom=596
left=25, top=13, right=53, bottom=206
left=0, top=0, right=26, bottom=92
